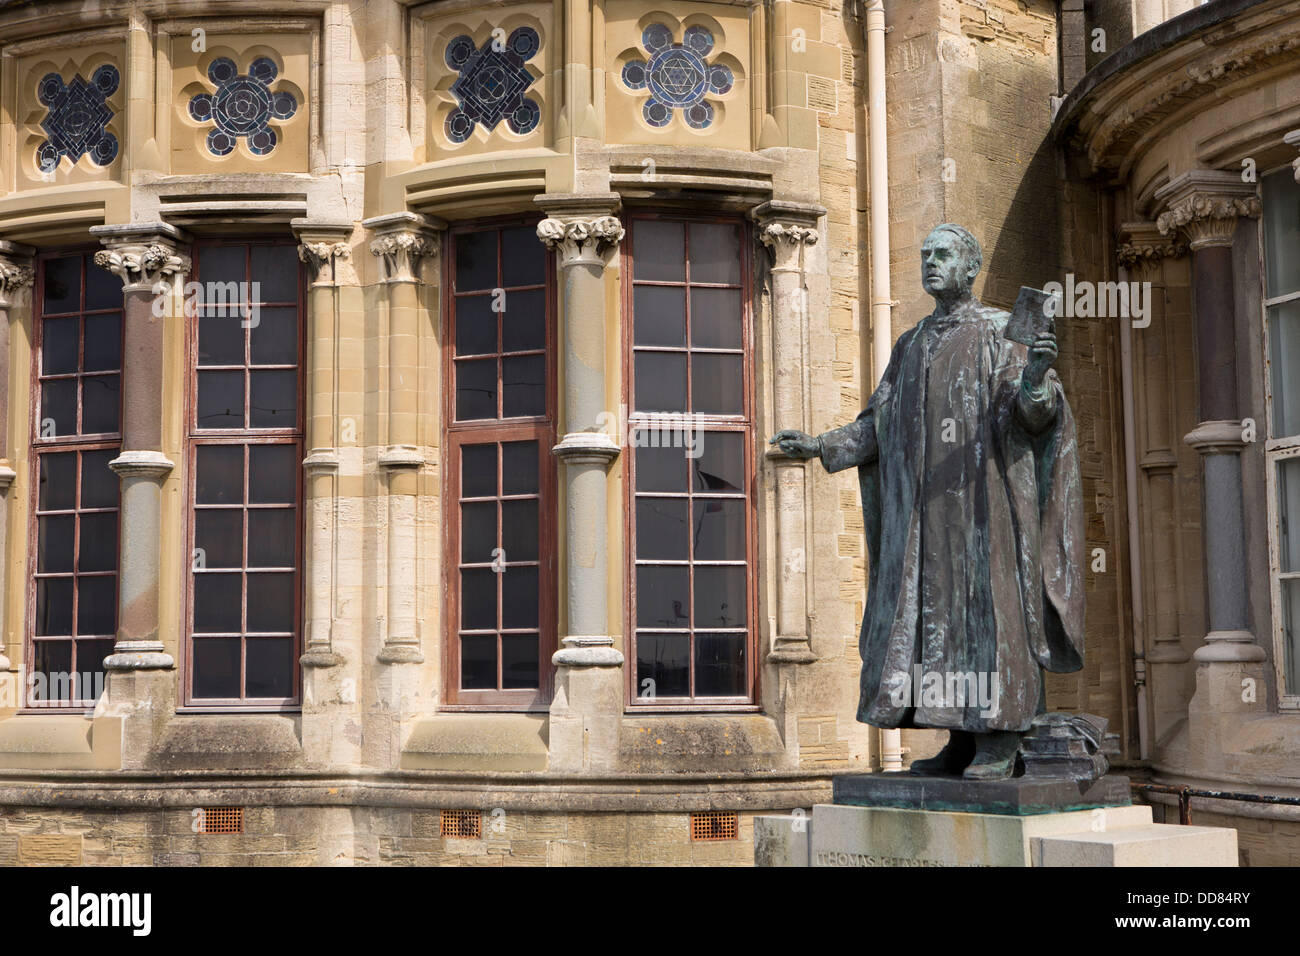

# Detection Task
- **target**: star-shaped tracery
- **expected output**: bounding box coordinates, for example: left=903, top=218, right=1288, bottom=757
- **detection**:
left=621, top=24, right=733, bottom=129
left=444, top=27, right=541, bottom=143
left=36, top=65, right=120, bottom=172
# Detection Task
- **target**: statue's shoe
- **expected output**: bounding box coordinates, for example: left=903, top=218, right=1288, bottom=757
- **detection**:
left=962, top=731, right=1021, bottom=780
left=961, top=753, right=1016, bottom=780
left=907, top=731, right=974, bottom=775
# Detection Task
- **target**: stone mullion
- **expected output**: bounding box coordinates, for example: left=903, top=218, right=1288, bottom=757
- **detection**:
left=536, top=199, right=623, bottom=773
left=753, top=201, right=824, bottom=665
left=89, top=223, right=191, bottom=672
left=0, top=242, right=34, bottom=671
left=1155, top=172, right=1264, bottom=665
left=294, top=219, right=352, bottom=668
left=364, top=212, right=440, bottom=665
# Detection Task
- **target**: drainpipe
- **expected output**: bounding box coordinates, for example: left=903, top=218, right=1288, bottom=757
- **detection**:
left=864, top=0, right=903, bottom=772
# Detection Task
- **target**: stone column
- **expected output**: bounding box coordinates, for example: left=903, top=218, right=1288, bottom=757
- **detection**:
left=293, top=219, right=353, bottom=669
left=752, top=201, right=824, bottom=664
left=89, top=224, right=191, bottom=672
left=365, top=212, right=440, bottom=664
left=0, top=243, right=34, bottom=672
left=536, top=196, right=623, bottom=773
left=1155, top=173, right=1263, bottom=666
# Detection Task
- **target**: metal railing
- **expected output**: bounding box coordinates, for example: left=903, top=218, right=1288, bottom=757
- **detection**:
left=1131, top=782, right=1300, bottom=825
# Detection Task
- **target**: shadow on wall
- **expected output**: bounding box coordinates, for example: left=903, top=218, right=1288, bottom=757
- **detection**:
left=981, top=133, right=1063, bottom=313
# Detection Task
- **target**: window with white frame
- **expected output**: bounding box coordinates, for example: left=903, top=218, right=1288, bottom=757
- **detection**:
left=1262, top=165, right=1300, bottom=702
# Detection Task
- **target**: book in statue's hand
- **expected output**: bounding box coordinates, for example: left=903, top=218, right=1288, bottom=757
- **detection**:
left=1004, top=285, right=1058, bottom=347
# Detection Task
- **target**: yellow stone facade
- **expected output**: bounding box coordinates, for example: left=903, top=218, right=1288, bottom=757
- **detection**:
left=0, top=0, right=1293, bottom=866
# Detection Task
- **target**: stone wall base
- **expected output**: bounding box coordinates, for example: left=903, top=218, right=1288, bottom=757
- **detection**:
left=0, top=805, right=769, bottom=866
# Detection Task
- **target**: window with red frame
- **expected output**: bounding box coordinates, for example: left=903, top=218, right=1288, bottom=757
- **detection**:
left=444, top=220, right=556, bottom=708
left=185, top=240, right=303, bottom=707
left=624, top=215, right=755, bottom=707
left=28, top=250, right=123, bottom=707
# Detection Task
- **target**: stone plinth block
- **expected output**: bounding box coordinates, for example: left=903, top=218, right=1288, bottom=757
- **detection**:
left=833, top=771, right=1132, bottom=815
left=754, top=815, right=810, bottom=867
left=1030, top=825, right=1237, bottom=866
left=809, top=803, right=1152, bottom=867
left=754, top=802, right=1240, bottom=867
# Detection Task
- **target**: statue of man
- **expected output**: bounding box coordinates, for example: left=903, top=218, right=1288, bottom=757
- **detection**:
left=771, top=224, right=1085, bottom=780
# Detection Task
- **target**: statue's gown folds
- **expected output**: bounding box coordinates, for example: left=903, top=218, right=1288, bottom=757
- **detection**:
left=819, top=304, right=1085, bottom=732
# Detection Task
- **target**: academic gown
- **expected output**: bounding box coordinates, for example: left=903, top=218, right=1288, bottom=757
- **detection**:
left=818, top=301, right=1085, bottom=733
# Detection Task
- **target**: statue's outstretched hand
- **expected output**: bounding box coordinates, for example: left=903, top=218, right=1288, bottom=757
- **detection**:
left=1024, top=331, right=1058, bottom=391
left=770, top=429, right=821, bottom=460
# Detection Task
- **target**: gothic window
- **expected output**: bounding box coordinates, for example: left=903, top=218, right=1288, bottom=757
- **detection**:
left=189, top=58, right=298, bottom=157
left=621, top=24, right=733, bottom=129
left=624, top=214, right=755, bottom=706
left=185, top=240, right=303, bottom=706
left=444, top=220, right=556, bottom=708
left=27, top=250, right=123, bottom=707
left=444, top=28, right=541, bottom=143
left=36, top=66, right=119, bottom=172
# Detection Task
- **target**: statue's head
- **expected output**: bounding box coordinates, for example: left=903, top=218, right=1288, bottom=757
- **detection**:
left=920, top=224, right=982, bottom=301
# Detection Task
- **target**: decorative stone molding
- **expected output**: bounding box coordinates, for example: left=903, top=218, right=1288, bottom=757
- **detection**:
left=553, top=638, right=624, bottom=667
left=552, top=431, right=621, bottom=466
left=1194, top=629, right=1266, bottom=663
left=1285, top=129, right=1300, bottom=184
left=303, top=449, right=340, bottom=473
left=292, top=218, right=354, bottom=287
left=1154, top=171, right=1260, bottom=250
left=0, top=246, right=34, bottom=309
left=378, top=445, right=424, bottom=469
left=751, top=200, right=825, bottom=275
left=758, top=221, right=819, bottom=247
left=88, top=223, right=192, bottom=292
left=93, top=244, right=191, bottom=289
left=536, top=215, right=625, bottom=268
left=1056, top=11, right=1300, bottom=177
left=1183, top=420, right=1249, bottom=456
left=1116, top=221, right=1184, bottom=276
left=363, top=212, right=442, bottom=283
left=108, top=450, right=176, bottom=480
left=299, top=241, right=351, bottom=285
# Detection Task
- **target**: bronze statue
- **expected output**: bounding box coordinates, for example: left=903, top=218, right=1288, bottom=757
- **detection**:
left=771, top=224, right=1086, bottom=781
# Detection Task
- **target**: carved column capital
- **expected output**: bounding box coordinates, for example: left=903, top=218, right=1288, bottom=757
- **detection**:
left=0, top=241, right=35, bottom=310
left=750, top=200, right=825, bottom=271
left=1154, top=171, right=1260, bottom=250
left=89, top=223, right=192, bottom=291
left=1115, top=221, right=1184, bottom=278
left=363, top=212, right=443, bottom=283
left=536, top=215, right=625, bottom=268
left=292, top=218, right=354, bottom=287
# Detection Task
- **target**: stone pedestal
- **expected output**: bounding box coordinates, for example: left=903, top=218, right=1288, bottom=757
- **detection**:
left=755, top=772, right=1239, bottom=867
